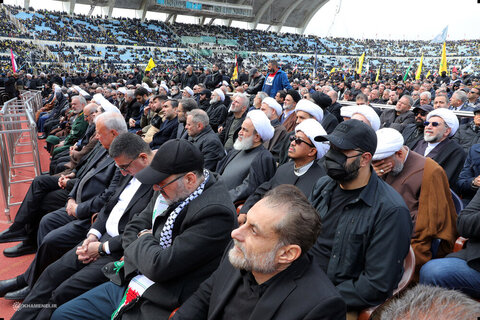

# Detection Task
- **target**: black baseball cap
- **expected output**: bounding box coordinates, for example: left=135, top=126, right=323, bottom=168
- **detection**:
left=413, top=105, right=434, bottom=114
left=135, top=139, right=204, bottom=184
left=314, top=119, right=377, bottom=155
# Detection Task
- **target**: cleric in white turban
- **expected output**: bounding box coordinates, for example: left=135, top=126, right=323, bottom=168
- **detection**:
left=426, top=108, right=459, bottom=137
left=295, top=99, right=324, bottom=122
left=246, top=109, right=274, bottom=142
left=262, top=97, right=282, bottom=117
left=351, top=106, right=381, bottom=131
left=295, top=118, right=330, bottom=159
left=213, top=88, right=225, bottom=102
left=372, top=128, right=404, bottom=161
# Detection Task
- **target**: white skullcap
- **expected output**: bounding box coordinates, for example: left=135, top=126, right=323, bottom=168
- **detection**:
left=213, top=88, right=225, bottom=102
left=246, top=110, right=274, bottom=142
left=372, top=128, right=404, bottom=161
left=93, top=93, right=121, bottom=114
left=426, top=108, right=459, bottom=137
left=340, top=105, right=356, bottom=118
left=351, top=106, right=381, bottom=131
left=183, top=86, right=194, bottom=97
left=141, top=83, right=152, bottom=93
left=117, top=87, right=127, bottom=94
left=262, top=97, right=282, bottom=117
left=26, top=73, right=32, bottom=77
left=53, top=84, right=62, bottom=94
left=73, top=85, right=90, bottom=98
left=295, top=99, right=324, bottom=122
left=295, top=119, right=330, bottom=159
left=222, top=80, right=229, bottom=87
left=160, top=83, right=169, bottom=94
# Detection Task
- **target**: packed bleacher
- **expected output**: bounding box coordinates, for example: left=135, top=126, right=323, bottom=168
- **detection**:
left=2, top=2, right=480, bottom=319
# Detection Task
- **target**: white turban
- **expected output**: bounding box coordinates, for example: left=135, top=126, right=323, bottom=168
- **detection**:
left=93, top=93, right=121, bottom=114
left=372, top=128, right=404, bottom=161
left=246, top=110, right=274, bottom=142
left=160, top=84, right=169, bottom=94
left=142, top=83, right=152, bottom=93
left=183, top=86, right=194, bottom=97
left=295, top=119, right=330, bottom=159
left=117, top=87, right=127, bottom=94
left=73, top=85, right=91, bottom=98
left=426, top=108, right=459, bottom=137
left=262, top=97, right=282, bottom=117
left=214, top=88, right=225, bottom=102
left=295, top=99, right=324, bottom=122
left=351, top=106, right=381, bottom=131
left=340, top=105, right=356, bottom=118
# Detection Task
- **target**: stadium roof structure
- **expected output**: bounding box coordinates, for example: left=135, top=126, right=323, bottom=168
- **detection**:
left=47, top=0, right=330, bottom=33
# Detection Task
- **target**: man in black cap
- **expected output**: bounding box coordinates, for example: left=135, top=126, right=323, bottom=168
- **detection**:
left=281, top=89, right=301, bottom=132
left=198, top=89, right=211, bottom=111
left=246, top=67, right=265, bottom=96
left=453, top=107, right=480, bottom=153
left=309, top=119, right=412, bottom=318
left=51, top=139, right=237, bottom=320
left=402, top=104, right=434, bottom=149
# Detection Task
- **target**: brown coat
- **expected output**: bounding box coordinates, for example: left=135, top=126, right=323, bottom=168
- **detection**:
left=282, top=112, right=297, bottom=132
left=385, top=150, right=457, bottom=278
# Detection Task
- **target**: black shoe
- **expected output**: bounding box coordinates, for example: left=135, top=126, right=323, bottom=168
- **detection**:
left=38, top=134, right=47, bottom=139
left=0, top=278, right=23, bottom=297
left=0, top=228, right=29, bottom=244
left=3, top=241, right=37, bottom=258
left=4, top=286, right=30, bottom=300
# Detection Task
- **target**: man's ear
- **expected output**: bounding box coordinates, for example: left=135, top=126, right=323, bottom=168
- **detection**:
left=277, top=244, right=301, bottom=265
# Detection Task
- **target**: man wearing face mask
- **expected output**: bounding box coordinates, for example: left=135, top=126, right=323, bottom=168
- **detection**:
left=309, top=120, right=412, bottom=318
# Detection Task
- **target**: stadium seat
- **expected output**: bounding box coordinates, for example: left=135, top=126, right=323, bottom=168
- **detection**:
left=357, top=245, right=415, bottom=320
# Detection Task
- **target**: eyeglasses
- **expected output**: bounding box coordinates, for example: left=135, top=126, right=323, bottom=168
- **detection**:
left=155, top=174, right=185, bottom=195
left=289, top=135, right=315, bottom=147
left=424, top=121, right=443, bottom=127
left=115, top=156, right=138, bottom=172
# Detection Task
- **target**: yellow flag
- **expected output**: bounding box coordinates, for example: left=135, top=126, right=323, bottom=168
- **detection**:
left=231, top=65, right=238, bottom=81
left=415, top=53, right=424, bottom=80
left=330, top=67, right=336, bottom=74
left=357, top=53, right=365, bottom=75
left=231, top=54, right=238, bottom=81
left=426, top=70, right=431, bottom=79
left=145, top=58, right=155, bottom=72
left=438, top=42, right=448, bottom=74
left=375, top=68, right=380, bottom=82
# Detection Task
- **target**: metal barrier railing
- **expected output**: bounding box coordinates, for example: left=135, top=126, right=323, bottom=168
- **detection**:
left=0, top=91, right=43, bottom=221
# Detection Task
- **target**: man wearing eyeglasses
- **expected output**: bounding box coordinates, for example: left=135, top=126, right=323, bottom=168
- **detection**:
left=309, top=120, right=412, bottom=318
left=402, top=104, right=434, bottom=149
left=51, top=139, right=237, bottom=320
left=238, top=119, right=328, bottom=224
left=8, top=133, right=156, bottom=320
left=413, top=108, right=466, bottom=190
left=467, top=87, right=480, bottom=108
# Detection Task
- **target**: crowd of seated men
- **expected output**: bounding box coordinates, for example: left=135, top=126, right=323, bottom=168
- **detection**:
left=1, top=58, right=480, bottom=319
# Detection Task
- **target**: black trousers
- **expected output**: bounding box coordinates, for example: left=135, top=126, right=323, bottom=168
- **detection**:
left=20, top=209, right=92, bottom=288
left=12, top=236, right=118, bottom=320
left=13, top=175, right=69, bottom=237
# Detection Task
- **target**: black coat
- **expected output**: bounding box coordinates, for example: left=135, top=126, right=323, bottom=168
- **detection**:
left=448, top=189, right=480, bottom=272
left=121, top=173, right=237, bottom=319
left=413, top=138, right=466, bottom=191
left=150, top=117, right=179, bottom=149
left=452, top=122, right=480, bottom=154
left=206, top=101, right=227, bottom=133
left=172, top=246, right=346, bottom=320
left=402, top=124, right=424, bottom=150
left=218, top=112, right=246, bottom=148
left=189, top=126, right=226, bottom=171
left=205, top=72, right=222, bottom=90
left=240, top=160, right=326, bottom=214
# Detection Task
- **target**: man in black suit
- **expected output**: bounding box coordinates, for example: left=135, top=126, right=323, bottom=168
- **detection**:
left=8, top=133, right=156, bottom=320
left=150, top=99, right=179, bottom=149
left=0, top=112, right=126, bottom=298
left=172, top=185, right=346, bottom=320
left=51, top=139, right=237, bottom=320
left=238, top=118, right=328, bottom=220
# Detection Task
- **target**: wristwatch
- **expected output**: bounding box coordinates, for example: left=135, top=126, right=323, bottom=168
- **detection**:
left=472, top=180, right=479, bottom=190
left=98, top=243, right=106, bottom=256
